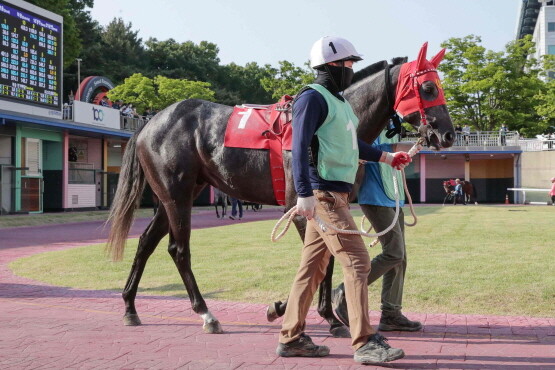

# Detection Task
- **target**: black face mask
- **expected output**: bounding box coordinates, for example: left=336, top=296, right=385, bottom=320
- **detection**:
left=315, top=63, right=354, bottom=94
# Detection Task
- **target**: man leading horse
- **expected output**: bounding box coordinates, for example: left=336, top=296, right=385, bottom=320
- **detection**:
left=275, top=36, right=411, bottom=365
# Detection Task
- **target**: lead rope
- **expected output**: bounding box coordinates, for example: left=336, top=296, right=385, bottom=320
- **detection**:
left=271, top=138, right=424, bottom=243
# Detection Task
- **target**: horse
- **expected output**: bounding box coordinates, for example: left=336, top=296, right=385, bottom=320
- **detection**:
left=213, top=187, right=228, bottom=219
left=443, top=179, right=478, bottom=205
left=106, top=42, right=455, bottom=336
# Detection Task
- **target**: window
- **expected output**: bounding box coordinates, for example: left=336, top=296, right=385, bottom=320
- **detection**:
left=549, top=22, right=555, bottom=32
left=548, top=45, right=555, bottom=55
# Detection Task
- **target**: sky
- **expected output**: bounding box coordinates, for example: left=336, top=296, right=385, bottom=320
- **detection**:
left=90, top=0, right=523, bottom=71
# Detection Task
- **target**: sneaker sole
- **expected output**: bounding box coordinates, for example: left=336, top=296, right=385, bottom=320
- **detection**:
left=378, top=323, right=422, bottom=332
left=276, top=347, right=330, bottom=357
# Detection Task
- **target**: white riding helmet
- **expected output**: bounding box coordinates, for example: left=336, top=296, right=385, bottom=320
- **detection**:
left=309, top=36, right=363, bottom=68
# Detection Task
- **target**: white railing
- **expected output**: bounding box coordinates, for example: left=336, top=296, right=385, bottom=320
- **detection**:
left=401, top=131, right=520, bottom=147
left=519, top=138, right=555, bottom=151
left=401, top=130, right=555, bottom=151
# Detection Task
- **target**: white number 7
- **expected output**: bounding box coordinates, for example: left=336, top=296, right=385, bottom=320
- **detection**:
left=238, top=108, right=253, bottom=129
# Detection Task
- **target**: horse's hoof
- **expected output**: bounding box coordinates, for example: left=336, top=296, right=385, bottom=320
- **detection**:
left=330, top=325, right=351, bottom=338
left=266, top=301, right=282, bottom=322
left=123, top=314, right=142, bottom=326
left=203, top=320, right=223, bottom=334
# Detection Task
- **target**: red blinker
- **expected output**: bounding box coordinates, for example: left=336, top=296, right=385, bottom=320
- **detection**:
left=393, top=42, right=447, bottom=125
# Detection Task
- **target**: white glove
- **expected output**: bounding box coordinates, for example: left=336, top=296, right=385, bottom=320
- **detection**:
left=380, top=151, right=412, bottom=170
left=296, top=196, right=316, bottom=220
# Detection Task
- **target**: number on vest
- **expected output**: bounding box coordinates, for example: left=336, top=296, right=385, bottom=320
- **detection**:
left=346, top=120, right=358, bottom=150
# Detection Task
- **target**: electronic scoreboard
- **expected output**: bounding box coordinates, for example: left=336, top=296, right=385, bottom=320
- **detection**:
left=0, top=0, right=62, bottom=111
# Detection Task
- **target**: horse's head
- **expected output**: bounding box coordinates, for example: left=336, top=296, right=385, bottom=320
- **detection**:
left=394, top=43, right=454, bottom=150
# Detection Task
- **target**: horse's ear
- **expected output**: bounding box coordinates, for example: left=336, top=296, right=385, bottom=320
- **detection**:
left=430, top=48, right=446, bottom=68
left=416, top=42, right=428, bottom=69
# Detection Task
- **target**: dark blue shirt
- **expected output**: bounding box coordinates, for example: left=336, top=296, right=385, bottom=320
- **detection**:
left=292, top=87, right=383, bottom=198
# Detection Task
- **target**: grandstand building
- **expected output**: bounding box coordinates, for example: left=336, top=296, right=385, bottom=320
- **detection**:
left=516, top=0, right=555, bottom=78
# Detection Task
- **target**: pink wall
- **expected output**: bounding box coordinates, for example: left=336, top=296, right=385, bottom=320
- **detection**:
left=69, top=136, right=102, bottom=168
left=425, top=156, right=466, bottom=179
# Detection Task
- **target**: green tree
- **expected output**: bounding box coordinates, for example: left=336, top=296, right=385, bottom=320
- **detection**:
left=213, top=62, right=275, bottom=105
left=107, top=73, right=215, bottom=112
left=439, top=35, right=547, bottom=136
left=106, top=73, right=156, bottom=112
left=154, top=75, right=215, bottom=109
left=62, top=2, right=104, bottom=99
left=27, top=0, right=93, bottom=68
left=144, top=38, right=220, bottom=82
left=261, top=61, right=314, bottom=100
left=100, top=18, right=146, bottom=84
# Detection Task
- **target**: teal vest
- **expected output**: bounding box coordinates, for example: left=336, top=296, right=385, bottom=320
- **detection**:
left=308, top=84, right=360, bottom=184
left=377, top=131, right=405, bottom=202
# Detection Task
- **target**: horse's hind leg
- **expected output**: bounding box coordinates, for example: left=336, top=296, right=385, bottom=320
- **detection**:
left=122, top=206, right=169, bottom=326
left=315, top=256, right=350, bottom=337
left=165, top=187, right=223, bottom=334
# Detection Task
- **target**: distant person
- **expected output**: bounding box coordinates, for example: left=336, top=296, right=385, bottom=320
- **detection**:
left=121, top=104, right=134, bottom=117
left=462, top=124, right=470, bottom=145
left=99, top=96, right=110, bottom=107
left=332, top=128, right=422, bottom=335
left=550, top=177, right=555, bottom=206
left=499, top=124, right=508, bottom=146
left=229, top=197, right=243, bottom=220
left=144, top=107, right=155, bottom=121
left=111, top=100, right=122, bottom=110
left=453, top=178, right=465, bottom=205
left=454, top=124, right=462, bottom=145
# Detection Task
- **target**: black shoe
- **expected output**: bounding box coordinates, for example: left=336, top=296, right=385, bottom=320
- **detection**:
left=354, top=333, right=405, bottom=364
left=276, top=333, right=330, bottom=357
left=379, top=310, right=422, bottom=332
left=229, top=216, right=235, bottom=220
left=331, top=283, right=350, bottom=327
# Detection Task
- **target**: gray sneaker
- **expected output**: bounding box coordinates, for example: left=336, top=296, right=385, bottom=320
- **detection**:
left=276, top=333, right=330, bottom=357
left=354, top=333, right=405, bottom=364
left=379, top=310, right=422, bottom=332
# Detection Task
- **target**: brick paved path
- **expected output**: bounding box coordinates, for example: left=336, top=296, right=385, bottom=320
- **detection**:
left=1, top=208, right=554, bottom=369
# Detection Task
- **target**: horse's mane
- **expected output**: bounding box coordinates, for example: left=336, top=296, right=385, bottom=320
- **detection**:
left=352, top=57, right=407, bottom=84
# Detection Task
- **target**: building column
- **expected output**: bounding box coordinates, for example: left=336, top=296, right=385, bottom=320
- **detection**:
left=62, top=131, right=69, bottom=209
left=103, top=138, right=108, bottom=207
left=465, top=159, right=470, bottom=181
left=14, top=125, right=22, bottom=212
left=420, top=154, right=426, bottom=203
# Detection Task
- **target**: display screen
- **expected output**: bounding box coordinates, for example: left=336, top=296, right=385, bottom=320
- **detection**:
left=0, top=1, right=62, bottom=110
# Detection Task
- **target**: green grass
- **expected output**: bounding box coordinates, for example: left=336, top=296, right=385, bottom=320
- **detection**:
left=0, top=207, right=212, bottom=228
left=9, top=206, right=555, bottom=317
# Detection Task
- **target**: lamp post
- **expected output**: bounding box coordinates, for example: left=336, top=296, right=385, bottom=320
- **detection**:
left=75, top=58, right=82, bottom=99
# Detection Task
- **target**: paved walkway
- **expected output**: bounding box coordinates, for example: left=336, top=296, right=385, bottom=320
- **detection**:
left=1, top=208, right=554, bottom=369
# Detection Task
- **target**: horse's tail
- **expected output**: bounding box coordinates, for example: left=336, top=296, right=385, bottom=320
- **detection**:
left=105, top=126, right=147, bottom=261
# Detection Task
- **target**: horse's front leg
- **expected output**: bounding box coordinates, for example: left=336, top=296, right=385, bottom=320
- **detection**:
left=165, top=196, right=223, bottom=334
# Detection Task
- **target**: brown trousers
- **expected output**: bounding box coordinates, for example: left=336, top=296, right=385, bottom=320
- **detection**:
left=279, top=190, right=376, bottom=350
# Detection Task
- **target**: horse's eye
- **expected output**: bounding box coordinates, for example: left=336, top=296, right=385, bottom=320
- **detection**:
left=420, top=81, right=438, bottom=101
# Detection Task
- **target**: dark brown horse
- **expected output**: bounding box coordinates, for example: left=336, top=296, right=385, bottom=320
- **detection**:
left=106, top=43, right=455, bottom=336
left=443, top=179, right=478, bottom=205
